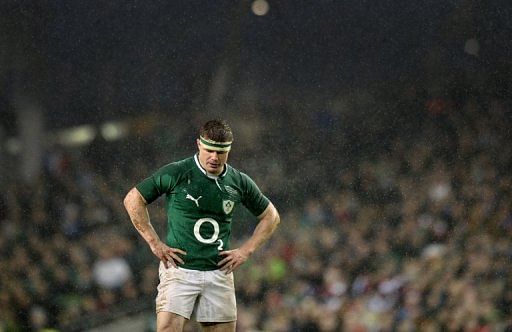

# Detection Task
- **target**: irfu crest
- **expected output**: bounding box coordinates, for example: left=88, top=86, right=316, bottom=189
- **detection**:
left=222, top=200, right=235, bottom=214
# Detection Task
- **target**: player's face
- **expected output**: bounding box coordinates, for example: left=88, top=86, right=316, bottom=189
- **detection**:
left=196, top=139, right=230, bottom=175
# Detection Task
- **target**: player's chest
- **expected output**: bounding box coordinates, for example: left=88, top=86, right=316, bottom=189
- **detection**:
left=172, top=178, right=241, bottom=215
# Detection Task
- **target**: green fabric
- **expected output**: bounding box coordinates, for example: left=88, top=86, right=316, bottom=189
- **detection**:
left=136, top=155, right=269, bottom=270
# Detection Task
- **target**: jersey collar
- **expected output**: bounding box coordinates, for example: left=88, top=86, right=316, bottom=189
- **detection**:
left=194, top=153, right=228, bottom=179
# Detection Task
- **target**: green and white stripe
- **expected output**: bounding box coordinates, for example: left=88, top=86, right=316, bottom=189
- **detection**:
left=199, top=136, right=232, bottom=151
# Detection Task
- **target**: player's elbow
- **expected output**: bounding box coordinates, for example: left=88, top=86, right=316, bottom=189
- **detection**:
left=269, top=206, right=281, bottom=230
left=259, top=202, right=280, bottom=232
left=123, top=193, right=130, bottom=209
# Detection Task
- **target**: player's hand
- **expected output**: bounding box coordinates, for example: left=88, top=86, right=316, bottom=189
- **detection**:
left=218, top=248, right=249, bottom=274
left=150, top=241, right=186, bottom=268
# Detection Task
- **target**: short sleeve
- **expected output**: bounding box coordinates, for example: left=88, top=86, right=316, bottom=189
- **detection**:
left=135, top=163, right=178, bottom=204
left=240, top=172, right=270, bottom=217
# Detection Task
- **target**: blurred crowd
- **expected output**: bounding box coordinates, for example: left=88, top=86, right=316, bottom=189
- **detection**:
left=1, top=0, right=512, bottom=331
left=234, top=94, right=512, bottom=331
left=1, top=82, right=512, bottom=332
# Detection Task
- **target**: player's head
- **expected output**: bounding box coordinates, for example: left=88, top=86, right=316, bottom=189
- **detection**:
left=199, top=119, right=234, bottom=145
left=196, top=120, right=233, bottom=176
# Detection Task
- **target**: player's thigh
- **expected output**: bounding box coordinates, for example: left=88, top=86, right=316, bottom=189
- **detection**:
left=157, top=311, right=187, bottom=332
left=194, top=270, right=236, bottom=322
left=156, top=264, right=201, bottom=318
left=200, top=321, right=236, bottom=332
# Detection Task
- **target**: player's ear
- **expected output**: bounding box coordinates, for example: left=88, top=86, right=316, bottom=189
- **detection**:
left=196, top=138, right=201, bottom=150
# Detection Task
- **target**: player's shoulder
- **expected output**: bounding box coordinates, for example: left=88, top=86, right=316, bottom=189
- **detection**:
left=226, top=163, right=243, bottom=178
left=157, top=156, right=195, bottom=175
left=226, top=164, right=255, bottom=184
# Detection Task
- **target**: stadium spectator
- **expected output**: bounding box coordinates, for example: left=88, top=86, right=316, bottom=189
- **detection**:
left=0, top=81, right=511, bottom=331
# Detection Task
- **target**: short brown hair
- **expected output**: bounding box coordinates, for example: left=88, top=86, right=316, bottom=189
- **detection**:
left=200, top=119, right=233, bottom=143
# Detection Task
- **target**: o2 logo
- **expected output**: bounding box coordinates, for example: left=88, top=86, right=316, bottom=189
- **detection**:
left=193, top=218, right=224, bottom=250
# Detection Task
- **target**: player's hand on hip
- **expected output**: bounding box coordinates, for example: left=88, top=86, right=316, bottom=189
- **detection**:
left=150, top=241, right=186, bottom=268
left=218, top=248, right=249, bottom=274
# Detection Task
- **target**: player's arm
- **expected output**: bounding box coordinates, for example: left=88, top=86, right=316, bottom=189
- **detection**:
left=123, top=187, right=186, bottom=268
left=240, top=201, right=280, bottom=256
left=218, top=201, right=280, bottom=273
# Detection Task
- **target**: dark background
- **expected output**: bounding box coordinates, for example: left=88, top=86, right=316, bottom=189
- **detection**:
left=2, top=0, right=511, bottom=131
left=1, top=1, right=512, bottom=331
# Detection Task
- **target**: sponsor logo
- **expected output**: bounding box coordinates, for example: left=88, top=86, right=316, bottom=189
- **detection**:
left=186, top=194, right=202, bottom=207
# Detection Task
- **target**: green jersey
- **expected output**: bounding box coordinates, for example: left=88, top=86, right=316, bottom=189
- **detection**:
left=136, top=154, right=270, bottom=271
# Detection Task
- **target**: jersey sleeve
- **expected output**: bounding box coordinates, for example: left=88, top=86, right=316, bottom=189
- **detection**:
left=240, top=172, right=270, bottom=217
left=135, top=163, right=179, bottom=204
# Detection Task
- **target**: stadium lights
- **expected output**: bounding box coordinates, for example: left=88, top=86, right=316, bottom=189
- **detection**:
left=101, top=121, right=128, bottom=141
left=57, top=125, right=96, bottom=147
left=4, top=119, right=130, bottom=155
left=251, top=0, right=269, bottom=16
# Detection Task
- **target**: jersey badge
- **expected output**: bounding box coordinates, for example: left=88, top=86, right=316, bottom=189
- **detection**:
left=223, top=200, right=235, bottom=214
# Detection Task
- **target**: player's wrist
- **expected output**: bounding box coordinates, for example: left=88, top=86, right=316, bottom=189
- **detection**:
left=147, top=237, right=161, bottom=248
left=240, top=245, right=254, bottom=257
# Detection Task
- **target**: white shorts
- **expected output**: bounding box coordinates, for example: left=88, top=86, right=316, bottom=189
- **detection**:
left=155, top=262, right=237, bottom=322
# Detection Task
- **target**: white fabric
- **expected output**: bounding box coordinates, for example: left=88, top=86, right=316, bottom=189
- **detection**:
left=156, top=263, right=237, bottom=322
